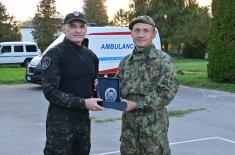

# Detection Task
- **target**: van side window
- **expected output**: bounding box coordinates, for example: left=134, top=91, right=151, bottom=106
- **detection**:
left=14, top=46, right=24, bottom=52
left=1, top=46, right=11, bottom=53
left=26, top=45, right=37, bottom=52
left=82, top=38, right=89, bottom=47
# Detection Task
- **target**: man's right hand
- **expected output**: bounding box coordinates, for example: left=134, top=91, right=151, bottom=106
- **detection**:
left=85, top=98, right=105, bottom=111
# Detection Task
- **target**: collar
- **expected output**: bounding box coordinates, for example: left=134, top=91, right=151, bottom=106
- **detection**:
left=127, top=44, right=158, bottom=61
left=63, top=37, right=83, bottom=50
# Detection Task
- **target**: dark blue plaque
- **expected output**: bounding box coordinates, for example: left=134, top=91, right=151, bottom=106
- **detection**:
left=97, top=77, right=127, bottom=110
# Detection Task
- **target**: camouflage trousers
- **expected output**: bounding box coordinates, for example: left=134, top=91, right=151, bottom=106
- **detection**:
left=120, top=110, right=171, bottom=155
left=44, top=109, right=91, bottom=155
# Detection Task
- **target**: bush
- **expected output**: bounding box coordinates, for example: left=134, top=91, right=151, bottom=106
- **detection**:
left=182, top=42, right=207, bottom=59
left=207, top=0, right=235, bottom=83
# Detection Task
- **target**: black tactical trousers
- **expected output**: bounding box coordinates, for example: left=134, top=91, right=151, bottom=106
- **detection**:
left=44, top=107, right=90, bottom=155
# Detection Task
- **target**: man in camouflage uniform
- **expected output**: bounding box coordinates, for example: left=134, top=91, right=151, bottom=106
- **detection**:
left=41, top=11, right=105, bottom=155
left=116, top=15, right=179, bottom=155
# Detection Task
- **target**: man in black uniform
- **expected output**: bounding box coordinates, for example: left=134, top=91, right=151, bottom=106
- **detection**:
left=41, top=11, right=105, bottom=155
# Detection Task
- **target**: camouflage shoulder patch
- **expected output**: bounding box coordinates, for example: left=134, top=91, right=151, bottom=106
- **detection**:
left=41, top=57, right=51, bottom=70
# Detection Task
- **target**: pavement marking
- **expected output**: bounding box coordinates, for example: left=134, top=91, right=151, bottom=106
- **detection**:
left=170, top=136, right=218, bottom=145
left=170, top=136, right=235, bottom=145
left=217, top=136, right=235, bottom=144
left=92, top=151, right=120, bottom=155
left=91, top=136, right=235, bottom=155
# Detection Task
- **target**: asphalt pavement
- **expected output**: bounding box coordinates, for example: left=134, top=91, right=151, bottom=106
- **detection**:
left=0, top=84, right=234, bottom=155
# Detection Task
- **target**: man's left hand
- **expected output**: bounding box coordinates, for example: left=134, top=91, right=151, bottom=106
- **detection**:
left=121, top=98, right=136, bottom=112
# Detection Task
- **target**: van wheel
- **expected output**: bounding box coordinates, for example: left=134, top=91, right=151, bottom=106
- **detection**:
left=22, top=59, right=31, bottom=67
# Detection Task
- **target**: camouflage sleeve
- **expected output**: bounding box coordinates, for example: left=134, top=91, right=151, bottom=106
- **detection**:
left=41, top=51, right=86, bottom=110
left=137, top=57, right=179, bottom=111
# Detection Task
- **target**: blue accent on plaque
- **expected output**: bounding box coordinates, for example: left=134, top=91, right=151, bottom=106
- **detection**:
left=97, top=77, right=127, bottom=110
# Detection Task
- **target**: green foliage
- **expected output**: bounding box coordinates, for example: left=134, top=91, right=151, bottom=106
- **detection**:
left=127, top=0, right=185, bottom=52
left=181, top=4, right=211, bottom=58
left=83, top=0, right=108, bottom=26
left=207, top=0, right=235, bottom=83
left=149, top=0, right=184, bottom=51
left=32, top=0, right=62, bottom=52
left=111, top=0, right=136, bottom=26
left=0, top=2, right=21, bottom=42
left=111, top=9, right=131, bottom=26
left=121, top=0, right=211, bottom=58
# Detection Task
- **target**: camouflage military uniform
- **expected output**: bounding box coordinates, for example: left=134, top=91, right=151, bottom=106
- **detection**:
left=41, top=38, right=98, bottom=155
left=117, top=44, right=179, bottom=155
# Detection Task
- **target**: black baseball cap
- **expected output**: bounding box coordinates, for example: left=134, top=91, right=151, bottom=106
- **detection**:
left=64, top=11, right=87, bottom=24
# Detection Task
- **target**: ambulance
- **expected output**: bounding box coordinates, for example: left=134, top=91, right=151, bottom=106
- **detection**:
left=26, top=26, right=161, bottom=84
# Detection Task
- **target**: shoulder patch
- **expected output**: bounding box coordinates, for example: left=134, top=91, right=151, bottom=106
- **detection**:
left=41, top=57, right=51, bottom=70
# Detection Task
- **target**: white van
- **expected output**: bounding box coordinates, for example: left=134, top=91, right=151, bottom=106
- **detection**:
left=0, top=41, right=41, bottom=66
left=26, top=26, right=161, bottom=84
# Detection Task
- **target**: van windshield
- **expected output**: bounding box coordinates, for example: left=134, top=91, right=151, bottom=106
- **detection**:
left=41, top=34, right=65, bottom=56
left=41, top=35, right=89, bottom=57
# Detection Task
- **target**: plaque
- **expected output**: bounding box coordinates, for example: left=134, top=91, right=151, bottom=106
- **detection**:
left=97, top=77, right=127, bottom=110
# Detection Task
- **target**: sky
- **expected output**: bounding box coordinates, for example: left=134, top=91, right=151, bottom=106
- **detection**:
left=0, top=0, right=211, bottom=21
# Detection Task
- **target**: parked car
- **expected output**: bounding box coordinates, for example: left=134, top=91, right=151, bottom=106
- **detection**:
left=0, top=41, right=41, bottom=67
left=26, top=26, right=161, bottom=84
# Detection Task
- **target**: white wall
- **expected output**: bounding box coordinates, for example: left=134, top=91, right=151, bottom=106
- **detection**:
left=20, top=28, right=34, bottom=42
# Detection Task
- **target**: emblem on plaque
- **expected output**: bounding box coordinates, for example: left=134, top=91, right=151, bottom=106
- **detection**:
left=105, top=87, right=117, bottom=102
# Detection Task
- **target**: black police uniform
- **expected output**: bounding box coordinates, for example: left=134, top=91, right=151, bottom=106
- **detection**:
left=42, top=38, right=99, bottom=155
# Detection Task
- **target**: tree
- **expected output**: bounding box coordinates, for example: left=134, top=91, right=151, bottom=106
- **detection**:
left=32, top=0, right=61, bottom=52
left=180, top=2, right=211, bottom=58
left=0, top=2, right=21, bottom=42
left=127, top=0, right=211, bottom=57
left=111, top=9, right=131, bottom=26
left=130, top=0, right=148, bottom=15
left=83, top=0, right=108, bottom=26
left=207, top=0, right=235, bottom=82
left=129, top=0, right=184, bottom=52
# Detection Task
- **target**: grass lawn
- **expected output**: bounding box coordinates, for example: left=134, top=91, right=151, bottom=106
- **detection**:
left=174, top=58, right=207, bottom=72
left=0, top=65, right=26, bottom=84
left=174, top=58, right=235, bottom=93
left=0, top=59, right=235, bottom=93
